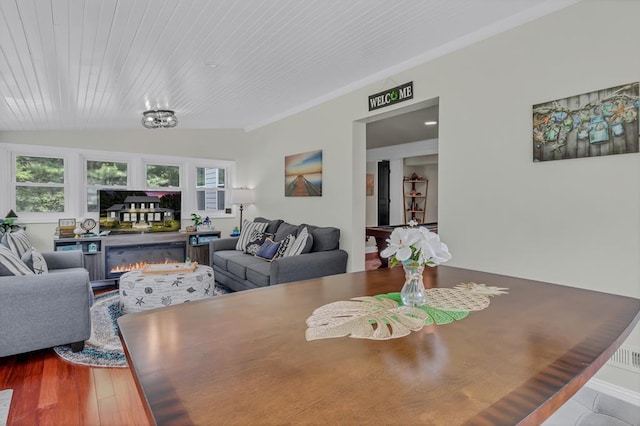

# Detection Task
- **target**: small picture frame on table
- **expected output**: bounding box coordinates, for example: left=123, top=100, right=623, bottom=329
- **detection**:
left=58, top=218, right=76, bottom=238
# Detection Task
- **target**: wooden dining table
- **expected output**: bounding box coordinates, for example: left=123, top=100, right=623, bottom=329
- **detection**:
left=118, top=266, right=640, bottom=425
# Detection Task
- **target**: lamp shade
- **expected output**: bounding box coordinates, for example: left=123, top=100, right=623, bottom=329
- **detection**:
left=5, top=209, right=17, bottom=218
left=230, top=188, right=255, bottom=205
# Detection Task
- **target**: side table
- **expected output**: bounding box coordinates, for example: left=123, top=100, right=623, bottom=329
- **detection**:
left=119, top=265, right=215, bottom=313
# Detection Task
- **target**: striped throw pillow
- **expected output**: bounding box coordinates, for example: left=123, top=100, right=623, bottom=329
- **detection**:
left=0, top=245, right=34, bottom=276
left=287, top=227, right=313, bottom=256
left=235, top=220, right=268, bottom=251
left=2, top=229, right=33, bottom=258
left=274, top=234, right=296, bottom=259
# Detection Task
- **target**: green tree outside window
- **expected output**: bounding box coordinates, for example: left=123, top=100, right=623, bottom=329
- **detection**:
left=147, top=164, right=180, bottom=187
left=87, top=160, right=127, bottom=185
left=15, top=156, right=65, bottom=213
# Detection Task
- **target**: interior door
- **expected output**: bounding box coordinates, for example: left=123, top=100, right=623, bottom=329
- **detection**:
left=377, top=160, right=390, bottom=226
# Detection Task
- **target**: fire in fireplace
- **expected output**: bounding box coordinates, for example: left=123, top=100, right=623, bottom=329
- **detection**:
left=105, top=241, right=186, bottom=279
left=110, top=260, right=178, bottom=275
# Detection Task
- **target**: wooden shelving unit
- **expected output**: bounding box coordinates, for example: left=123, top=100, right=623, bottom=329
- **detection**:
left=403, top=178, right=428, bottom=224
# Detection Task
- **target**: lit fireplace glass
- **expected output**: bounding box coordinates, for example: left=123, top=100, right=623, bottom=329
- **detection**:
left=105, top=242, right=186, bottom=279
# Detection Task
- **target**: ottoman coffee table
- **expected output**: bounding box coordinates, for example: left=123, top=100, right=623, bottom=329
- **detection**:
left=119, top=264, right=215, bottom=313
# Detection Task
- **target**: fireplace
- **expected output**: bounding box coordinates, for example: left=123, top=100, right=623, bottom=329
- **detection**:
left=105, top=241, right=186, bottom=279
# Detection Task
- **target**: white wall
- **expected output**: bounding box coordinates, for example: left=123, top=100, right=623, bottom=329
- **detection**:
left=246, top=0, right=640, bottom=392
left=0, top=129, right=250, bottom=249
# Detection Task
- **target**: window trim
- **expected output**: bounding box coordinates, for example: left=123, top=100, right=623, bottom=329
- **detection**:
left=0, top=143, right=236, bottom=223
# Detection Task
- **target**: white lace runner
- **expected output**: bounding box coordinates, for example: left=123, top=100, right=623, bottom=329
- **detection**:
left=305, top=282, right=508, bottom=341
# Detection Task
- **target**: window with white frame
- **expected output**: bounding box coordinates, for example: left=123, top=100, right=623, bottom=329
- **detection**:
left=85, top=159, right=129, bottom=212
left=196, top=166, right=226, bottom=211
left=14, top=155, right=66, bottom=213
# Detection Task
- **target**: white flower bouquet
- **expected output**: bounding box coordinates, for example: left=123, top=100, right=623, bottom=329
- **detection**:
left=380, top=221, right=452, bottom=268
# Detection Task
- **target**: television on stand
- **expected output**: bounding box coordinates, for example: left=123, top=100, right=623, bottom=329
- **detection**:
left=98, top=189, right=182, bottom=235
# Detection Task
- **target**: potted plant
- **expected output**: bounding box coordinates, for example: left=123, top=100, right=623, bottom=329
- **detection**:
left=187, top=213, right=202, bottom=232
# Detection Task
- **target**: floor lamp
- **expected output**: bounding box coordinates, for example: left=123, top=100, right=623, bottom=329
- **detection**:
left=230, top=188, right=255, bottom=232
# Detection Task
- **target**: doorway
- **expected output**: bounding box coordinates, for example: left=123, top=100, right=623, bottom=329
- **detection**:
left=364, top=98, right=439, bottom=227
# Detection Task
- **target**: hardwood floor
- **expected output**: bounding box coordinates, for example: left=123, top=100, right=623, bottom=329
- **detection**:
left=0, top=287, right=149, bottom=426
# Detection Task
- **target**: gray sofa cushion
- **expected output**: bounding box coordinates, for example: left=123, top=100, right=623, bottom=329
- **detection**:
left=227, top=255, right=267, bottom=280
left=274, top=222, right=299, bottom=242
left=245, top=261, right=271, bottom=286
left=213, top=250, right=246, bottom=270
left=301, top=224, right=340, bottom=252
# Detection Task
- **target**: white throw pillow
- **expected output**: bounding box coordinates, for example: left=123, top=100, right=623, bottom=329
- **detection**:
left=2, top=229, right=33, bottom=258
left=22, top=248, right=49, bottom=275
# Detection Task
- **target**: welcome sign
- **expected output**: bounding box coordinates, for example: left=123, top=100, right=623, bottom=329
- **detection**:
left=368, top=82, right=413, bottom=111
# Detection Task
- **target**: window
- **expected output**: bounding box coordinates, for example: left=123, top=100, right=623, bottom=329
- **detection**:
left=146, top=164, right=180, bottom=188
left=196, top=167, right=226, bottom=211
left=15, top=155, right=65, bottom=213
left=86, top=160, right=128, bottom=212
left=1, top=143, right=235, bottom=222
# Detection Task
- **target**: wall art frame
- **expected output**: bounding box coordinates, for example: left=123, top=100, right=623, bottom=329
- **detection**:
left=532, top=82, right=639, bottom=162
left=284, top=150, right=323, bottom=197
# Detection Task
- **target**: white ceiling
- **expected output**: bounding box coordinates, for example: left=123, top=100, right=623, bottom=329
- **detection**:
left=0, top=0, right=577, bottom=131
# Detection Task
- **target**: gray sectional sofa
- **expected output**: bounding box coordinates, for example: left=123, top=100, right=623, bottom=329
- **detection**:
left=210, top=217, right=348, bottom=292
left=0, top=250, right=93, bottom=357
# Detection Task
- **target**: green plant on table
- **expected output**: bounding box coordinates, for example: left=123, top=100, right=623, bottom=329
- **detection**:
left=191, top=213, right=203, bottom=226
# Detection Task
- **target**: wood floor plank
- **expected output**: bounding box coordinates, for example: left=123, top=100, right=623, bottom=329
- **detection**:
left=37, top=353, right=59, bottom=409
left=97, top=394, right=125, bottom=426
left=112, top=369, right=150, bottom=425
left=93, top=367, right=116, bottom=401
left=76, top=365, right=102, bottom=426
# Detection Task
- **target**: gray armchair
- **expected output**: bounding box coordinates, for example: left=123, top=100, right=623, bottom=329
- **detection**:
left=0, top=250, right=93, bottom=357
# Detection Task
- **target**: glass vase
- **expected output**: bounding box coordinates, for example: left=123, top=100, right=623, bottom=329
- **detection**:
left=401, top=262, right=427, bottom=307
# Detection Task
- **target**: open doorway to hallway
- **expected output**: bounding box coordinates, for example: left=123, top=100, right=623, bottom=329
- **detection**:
left=365, top=98, right=439, bottom=227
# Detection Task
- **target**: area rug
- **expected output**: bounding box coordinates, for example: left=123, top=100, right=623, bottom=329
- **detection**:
left=0, top=389, right=12, bottom=426
left=54, top=286, right=230, bottom=368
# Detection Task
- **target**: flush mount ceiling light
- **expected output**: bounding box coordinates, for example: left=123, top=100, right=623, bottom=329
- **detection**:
left=142, top=109, right=178, bottom=129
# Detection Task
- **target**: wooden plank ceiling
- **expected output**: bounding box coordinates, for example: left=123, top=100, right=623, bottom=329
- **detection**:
left=0, top=0, right=576, bottom=130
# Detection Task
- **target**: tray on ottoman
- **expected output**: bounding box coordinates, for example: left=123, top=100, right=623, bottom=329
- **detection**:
left=141, top=262, right=198, bottom=275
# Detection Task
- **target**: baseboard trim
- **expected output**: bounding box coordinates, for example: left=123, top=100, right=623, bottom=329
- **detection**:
left=586, top=378, right=640, bottom=406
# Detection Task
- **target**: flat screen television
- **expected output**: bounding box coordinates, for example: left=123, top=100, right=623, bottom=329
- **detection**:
left=98, top=189, right=182, bottom=235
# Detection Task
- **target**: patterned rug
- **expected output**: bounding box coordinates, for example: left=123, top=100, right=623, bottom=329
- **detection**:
left=0, top=389, right=12, bottom=426
left=54, top=285, right=230, bottom=368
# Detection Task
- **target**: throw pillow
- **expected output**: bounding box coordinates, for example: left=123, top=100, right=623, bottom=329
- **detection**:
left=21, top=248, right=49, bottom=274
left=244, top=230, right=273, bottom=256
left=287, top=226, right=314, bottom=256
left=255, top=239, right=281, bottom=261
left=274, top=222, right=299, bottom=242
left=274, top=234, right=296, bottom=259
left=1, top=229, right=33, bottom=258
left=235, top=220, right=268, bottom=251
left=0, top=245, right=34, bottom=276
left=300, top=224, right=341, bottom=252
